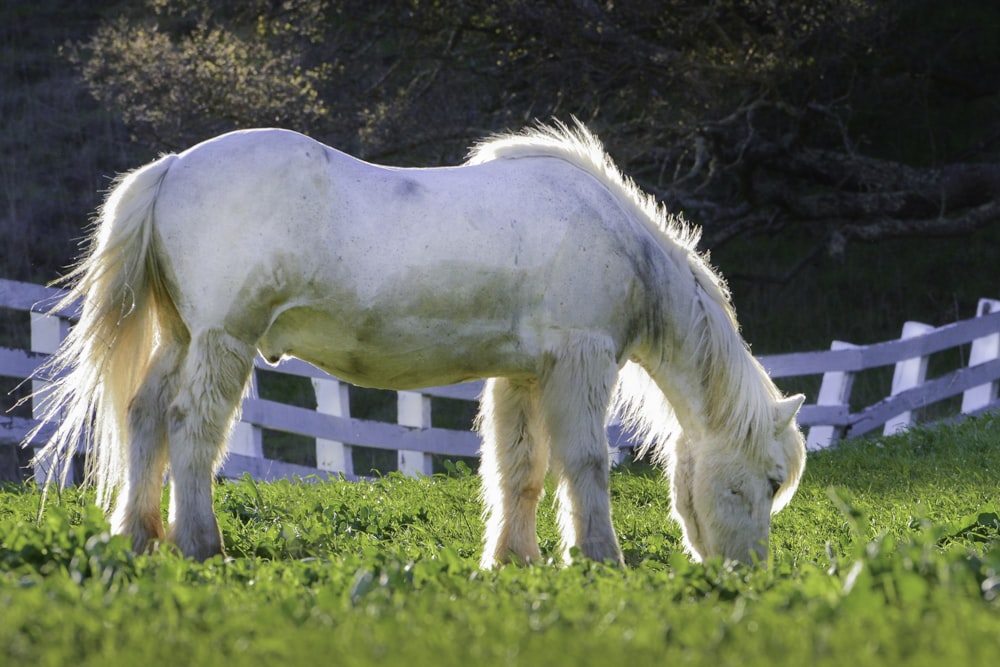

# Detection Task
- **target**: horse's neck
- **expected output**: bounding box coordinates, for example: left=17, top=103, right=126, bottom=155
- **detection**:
left=640, top=280, right=764, bottom=444
left=643, top=347, right=713, bottom=442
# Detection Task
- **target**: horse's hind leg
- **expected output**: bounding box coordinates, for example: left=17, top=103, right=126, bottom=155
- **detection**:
left=166, top=328, right=255, bottom=560
left=110, top=340, right=185, bottom=554
left=477, top=378, right=548, bottom=567
left=539, top=335, right=623, bottom=566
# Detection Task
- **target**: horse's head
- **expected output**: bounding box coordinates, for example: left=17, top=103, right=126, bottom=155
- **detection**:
left=669, top=394, right=806, bottom=564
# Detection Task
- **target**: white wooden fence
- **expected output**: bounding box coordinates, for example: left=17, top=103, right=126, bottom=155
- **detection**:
left=1, top=278, right=998, bottom=483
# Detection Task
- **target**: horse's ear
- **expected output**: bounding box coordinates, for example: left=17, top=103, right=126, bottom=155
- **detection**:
left=774, top=394, right=805, bottom=433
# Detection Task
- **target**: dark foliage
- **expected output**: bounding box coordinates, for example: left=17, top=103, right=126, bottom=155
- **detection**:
left=66, top=0, right=1000, bottom=268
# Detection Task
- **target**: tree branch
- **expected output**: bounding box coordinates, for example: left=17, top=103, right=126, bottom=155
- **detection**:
left=830, top=199, right=1000, bottom=252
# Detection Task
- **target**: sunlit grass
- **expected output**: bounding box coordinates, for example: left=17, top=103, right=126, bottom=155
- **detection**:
left=1, top=415, right=997, bottom=666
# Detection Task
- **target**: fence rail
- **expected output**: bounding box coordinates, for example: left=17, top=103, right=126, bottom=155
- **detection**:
left=1, top=278, right=998, bottom=483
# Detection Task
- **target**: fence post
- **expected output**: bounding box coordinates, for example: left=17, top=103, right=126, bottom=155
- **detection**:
left=883, top=321, right=934, bottom=435
left=961, top=298, right=1000, bottom=414
left=312, top=377, right=353, bottom=476
left=397, top=391, right=433, bottom=476
left=229, top=370, right=263, bottom=460
left=806, top=340, right=858, bottom=450
left=29, top=311, right=72, bottom=484
left=607, top=420, right=631, bottom=468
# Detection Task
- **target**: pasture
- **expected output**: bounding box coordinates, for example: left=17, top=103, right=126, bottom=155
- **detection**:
left=1, top=415, right=998, bottom=666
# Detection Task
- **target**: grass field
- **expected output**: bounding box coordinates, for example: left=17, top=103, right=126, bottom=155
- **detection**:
left=1, top=415, right=998, bottom=666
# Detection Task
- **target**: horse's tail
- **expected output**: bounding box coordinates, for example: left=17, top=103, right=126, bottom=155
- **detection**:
left=27, top=153, right=180, bottom=508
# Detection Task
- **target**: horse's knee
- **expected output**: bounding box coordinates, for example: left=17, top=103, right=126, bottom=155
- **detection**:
left=549, top=435, right=611, bottom=500
left=562, top=444, right=609, bottom=476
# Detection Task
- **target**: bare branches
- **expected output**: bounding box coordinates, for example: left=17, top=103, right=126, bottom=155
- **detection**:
left=830, top=199, right=1000, bottom=253
left=69, top=0, right=1000, bottom=272
left=635, top=93, right=1000, bottom=264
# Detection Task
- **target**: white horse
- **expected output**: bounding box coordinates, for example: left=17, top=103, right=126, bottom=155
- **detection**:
left=28, top=120, right=805, bottom=565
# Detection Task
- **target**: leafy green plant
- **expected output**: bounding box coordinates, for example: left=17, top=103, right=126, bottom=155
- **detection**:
left=1, top=415, right=997, bottom=666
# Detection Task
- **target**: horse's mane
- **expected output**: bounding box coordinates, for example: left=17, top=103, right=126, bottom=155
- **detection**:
left=468, top=120, right=782, bottom=463
left=468, top=119, right=703, bottom=254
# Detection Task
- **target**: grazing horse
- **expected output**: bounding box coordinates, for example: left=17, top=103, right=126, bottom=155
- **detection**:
left=28, top=120, right=805, bottom=565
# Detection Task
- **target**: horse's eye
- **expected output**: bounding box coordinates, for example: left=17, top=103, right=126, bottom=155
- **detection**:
left=768, top=478, right=782, bottom=497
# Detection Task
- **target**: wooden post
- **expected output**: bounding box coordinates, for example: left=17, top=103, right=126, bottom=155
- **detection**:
left=312, top=376, right=353, bottom=476
left=806, top=340, right=858, bottom=450
left=606, top=418, right=631, bottom=468
left=397, top=391, right=433, bottom=476
left=29, top=311, right=71, bottom=484
left=961, top=298, right=1000, bottom=414
left=883, top=321, right=933, bottom=435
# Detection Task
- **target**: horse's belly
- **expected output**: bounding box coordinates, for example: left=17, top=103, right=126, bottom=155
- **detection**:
left=259, top=305, right=536, bottom=390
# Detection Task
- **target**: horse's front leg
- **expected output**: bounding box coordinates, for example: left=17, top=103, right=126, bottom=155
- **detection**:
left=539, top=336, right=623, bottom=566
left=166, top=329, right=255, bottom=561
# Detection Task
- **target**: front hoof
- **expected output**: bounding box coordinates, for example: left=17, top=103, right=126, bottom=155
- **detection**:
left=168, top=525, right=225, bottom=561
left=573, top=540, right=624, bottom=567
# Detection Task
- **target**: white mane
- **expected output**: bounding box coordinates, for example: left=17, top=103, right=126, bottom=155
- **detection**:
left=468, top=120, right=783, bottom=464
left=468, top=119, right=702, bottom=253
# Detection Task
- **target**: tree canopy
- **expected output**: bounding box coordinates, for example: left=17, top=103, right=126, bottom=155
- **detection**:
left=57, top=0, right=1000, bottom=270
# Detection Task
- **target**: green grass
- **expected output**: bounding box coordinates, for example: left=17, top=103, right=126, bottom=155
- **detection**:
left=1, top=416, right=998, bottom=666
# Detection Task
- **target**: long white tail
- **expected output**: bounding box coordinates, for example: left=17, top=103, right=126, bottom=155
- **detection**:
left=28, top=153, right=179, bottom=508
